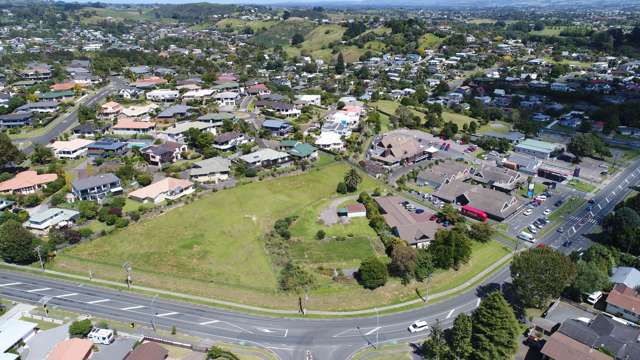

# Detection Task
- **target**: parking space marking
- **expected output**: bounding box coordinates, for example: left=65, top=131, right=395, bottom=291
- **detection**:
left=56, top=293, right=78, bottom=298
left=121, top=305, right=144, bottom=311
left=156, top=312, right=179, bottom=317
left=0, top=282, right=21, bottom=287
left=27, top=287, right=51, bottom=293
left=597, top=204, right=602, bottom=210
left=476, top=298, right=481, bottom=307
left=87, top=299, right=110, bottom=304
left=605, top=197, right=610, bottom=203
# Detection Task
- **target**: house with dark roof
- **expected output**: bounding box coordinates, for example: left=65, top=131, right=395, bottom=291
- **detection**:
left=470, top=165, right=523, bottom=193
left=262, top=119, right=294, bottom=136
left=71, top=173, right=122, bottom=202
left=16, top=101, right=59, bottom=113
left=0, top=112, right=33, bottom=129
left=124, top=342, right=168, bottom=360
left=433, top=180, right=521, bottom=221
left=213, top=131, right=250, bottom=151
left=416, top=162, right=470, bottom=189
left=279, top=141, right=318, bottom=161
left=189, top=157, right=231, bottom=183
left=370, top=133, right=428, bottom=168
left=141, top=142, right=187, bottom=166
left=87, top=138, right=128, bottom=158
left=73, top=122, right=111, bottom=138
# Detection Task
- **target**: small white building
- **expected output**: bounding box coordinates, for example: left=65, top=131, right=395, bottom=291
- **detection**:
left=24, top=208, right=79, bottom=231
left=315, top=132, right=343, bottom=151
left=128, top=177, right=195, bottom=204
left=48, top=139, right=94, bottom=159
left=295, top=94, right=321, bottom=106
left=146, top=89, right=179, bottom=102
left=214, top=91, right=239, bottom=107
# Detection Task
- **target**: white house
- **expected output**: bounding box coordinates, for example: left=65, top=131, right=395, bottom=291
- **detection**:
left=146, top=89, right=179, bottom=102
left=159, top=121, right=217, bottom=143
left=214, top=91, right=239, bottom=107
left=315, top=131, right=343, bottom=151
left=182, top=89, right=215, bottom=101
left=128, top=177, right=195, bottom=204
left=24, top=208, right=79, bottom=232
left=48, top=139, right=94, bottom=159
left=295, top=94, right=321, bottom=106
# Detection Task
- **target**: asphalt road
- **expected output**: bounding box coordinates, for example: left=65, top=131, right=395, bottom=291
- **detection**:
left=15, top=77, right=126, bottom=154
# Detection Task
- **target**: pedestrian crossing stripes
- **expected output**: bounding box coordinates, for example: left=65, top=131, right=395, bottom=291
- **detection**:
left=568, top=216, right=598, bottom=224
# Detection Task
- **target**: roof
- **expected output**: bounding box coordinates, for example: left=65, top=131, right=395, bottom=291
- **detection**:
left=25, top=208, right=79, bottom=228
left=541, top=332, right=612, bottom=360
left=48, top=139, right=94, bottom=152
left=215, top=131, right=243, bottom=144
left=433, top=180, right=520, bottom=219
left=346, top=203, right=366, bottom=213
left=72, top=173, right=120, bottom=191
left=417, top=162, right=469, bottom=187
left=125, top=342, right=168, bottom=360
left=239, top=148, right=289, bottom=164
left=374, top=196, right=439, bottom=245
left=0, top=319, right=36, bottom=353
left=47, top=338, right=93, bottom=360
left=190, top=157, right=231, bottom=176
left=515, top=139, right=560, bottom=153
left=262, top=119, right=290, bottom=129
left=288, top=143, right=316, bottom=158
left=610, top=267, right=640, bottom=289
left=372, top=134, right=424, bottom=164
left=114, top=118, right=156, bottom=130
left=142, top=142, right=183, bottom=156
left=162, top=121, right=213, bottom=135
left=38, top=90, right=74, bottom=100
left=17, top=101, right=59, bottom=111
left=607, top=283, right=640, bottom=315
left=0, top=171, right=58, bottom=192
left=129, top=178, right=193, bottom=201
left=88, top=139, right=126, bottom=150
left=0, top=112, right=33, bottom=121
left=198, top=112, right=234, bottom=122
left=157, top=105, right=191, bottom=118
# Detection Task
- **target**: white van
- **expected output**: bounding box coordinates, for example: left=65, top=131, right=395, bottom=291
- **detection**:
left=88, top=328, right=114, bottom=345
left=517, top=231, right=535, bottom=243
left=585, top=291, right=603, bottom=305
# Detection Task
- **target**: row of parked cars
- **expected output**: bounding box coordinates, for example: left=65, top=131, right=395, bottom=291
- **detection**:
left=518, top=216, right=551, bottom=243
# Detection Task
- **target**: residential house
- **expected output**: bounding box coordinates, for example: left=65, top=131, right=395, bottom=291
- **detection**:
left=0, top=112, right=33, bottom=129
left=197, top=112, right=234, bottom=127
left=121, top=103, right=158, bottom=120
left=37, top=90, right=74, bottom=102
left=132, top=76, right=167, bottom=89
left=118, top=87, right=142, bottom=100
left=156, top=105, right=192, bottom=121
left=262, top=119, right=293, bottom=136
left=375, top=196, right=440, bottom=248
left=72, top=173, right=122, bottom=202
left=72, top=122, right=111, bottom=138
left=0, top=171, right=57, bottom=195
left=190, top=157, right=232, bottom=183
left=610, top=267, right=640, bottom=289
left=141, top=142, right=187, bottom=166
left=280, top=141, right=318, bottom=161
left=16, top=101, right=59, bottom=113
left=160, top=121, right=216, bottom=142
left=213, top=131, right=250, bottom=151
left=24, top=208, right=80, bottom=232
left=182, top=89, right=215, bottom=102
left=238, top=148, right=291, bottom=169
left=0, top=319, right=37, bottom=360
left=47, top=338, right=94, bottom=360
left=416, top=162, right=470, bottom=189
left=315, top=131, right=343, bottom=151
left=0, top=198, right=15, bottom=212
left=370, top=134, right=428, bottom=167
left=48, top=139, right=94, bottom=159
left=295, top=94, right=321, bottom=106
left=112, top=118, right=156, bottom=136
left=98, top=101, right=123, bottom=120
left=605, top=284, right=640, bottom=323
left=129, top=177, right=195, bottom=204
left=87, top=138, right=128, bottom=158
left=256, top=100, right=301, bottom=118
left=124, top=342, right=168, bottom=360
left=18, top=63, right=52, bottom=81
left=146, top=89, right=179, bottom=102
left=247, top=83, right=271, bottom=96
left=214, top=91, right=239, bottom=107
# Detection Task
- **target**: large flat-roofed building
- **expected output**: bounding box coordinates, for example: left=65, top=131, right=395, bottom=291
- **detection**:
left=514, top=139, right=562, bottom=159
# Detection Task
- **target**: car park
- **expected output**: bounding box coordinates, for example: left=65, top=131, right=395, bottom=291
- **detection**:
left=523, top=209, right=533, bottom=216
left=562, top=240, right=573, bottom=247
left=517, top=231, right=536, bottom=243
left=408, top=320, right=429, bottom=333
left=528, top=225, right=538, bottom=234
left=543, top=209, right=552, bottom=216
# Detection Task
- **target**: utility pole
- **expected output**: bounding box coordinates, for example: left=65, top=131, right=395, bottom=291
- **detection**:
left=122, top=262, right=132, bottom=289
left=34, top=245, right=44, bottom=271
left=150, top=294, right=158, bottom=332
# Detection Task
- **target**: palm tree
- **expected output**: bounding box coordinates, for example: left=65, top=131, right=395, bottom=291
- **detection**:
left=344, top=169, right=362, bottom=192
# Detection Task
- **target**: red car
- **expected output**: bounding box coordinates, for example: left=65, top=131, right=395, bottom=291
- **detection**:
left=429, top=214, right=438, bottom=221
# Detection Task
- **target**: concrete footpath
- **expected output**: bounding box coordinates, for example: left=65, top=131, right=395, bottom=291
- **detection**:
left=2, top=251, right=513, bottom=317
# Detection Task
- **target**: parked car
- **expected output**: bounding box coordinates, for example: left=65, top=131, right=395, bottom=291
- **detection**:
left=557, top=226, right=564, bottom=233
left=585, top=291, right=603, bottom=305
left=523, top=209, right=533, bottom=216
left=562, top=240, right=573, bottom=248
left=543, top=209, right=552, bottom=216
left=517, top=231, right=536, bottom=243
left=429, top=214, right=438, bottom=221
left=528, top=225, right=538, bottom=234
left=554, top=199, right=564, bottom=207
left=88, top=328, right=115, bottom=345
left=408, top=320, right=429, bottom=333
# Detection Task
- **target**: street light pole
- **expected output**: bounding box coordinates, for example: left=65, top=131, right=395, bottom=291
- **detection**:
left=150, top=294, right=158, bottom=332
left=34, top=245, right=44, bottom=271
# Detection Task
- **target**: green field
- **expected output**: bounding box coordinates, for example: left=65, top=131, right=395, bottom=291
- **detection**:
left=418, top=33, right=444, bottom=53
left=442, top=111, right=478, bottom=128
left=253, top=18, right=316, bottom=48
left=568, top=179, right=596, bottom=193
left=214, top=18, right=278, bottom=32
left=77, top=7, right=157, bottom=25
left=530, top=26, right=565, bottom=37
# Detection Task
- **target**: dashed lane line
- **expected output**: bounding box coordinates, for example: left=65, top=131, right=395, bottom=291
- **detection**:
left=0, top=282, right=21, bottom=287
left=199, top=320, right=220, bottom=325
left=156, top=312, right=179, bottom=317
left=87, top=299, right=110, bottom=304
left=121, top=305, right=145, bottom=311
left=55, top=293, right=78, bottom=298
left=365, top=327, right=381, bottom=336
left=446, top=309, right=455, bottom=319
left=27, top=287, right=51, bottom=293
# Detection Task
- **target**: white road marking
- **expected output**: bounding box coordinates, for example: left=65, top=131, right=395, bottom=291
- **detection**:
left=446, top=309, right=455, bottom=319
left=476, top=298, right=481, bottom=307
left=0, top=282, right=21, bottom=287
left=284, top=328, right=289, bottom=337
left=612, top=191, right=616, bottom=196
left=27, top=287, right=51, bottom=293
left=625, top=179, right=630, bottom=184
left=199, top=320, right=220, bottom=325
left=606, top=197, right=610, bottom=203
left=571, top=226, right=576, bottom=233
left=618, top=185, right=623, bottom=189
left=597, top=204, right=602, bottom=210
left=156, top=312, right=179, bottom=317
left=55, top=293, right=78, bottom=298
left=365, top=327, right=381, bottom=336
left=121, top=305, right=144, bottom=311
left=87, top=299, right=110, bottom=304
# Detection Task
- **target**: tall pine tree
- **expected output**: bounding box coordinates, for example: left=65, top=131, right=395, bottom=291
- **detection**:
left=470, top=292, right=519, bottom=360
left=422, top=320, right=451, bottom=360
left=450, top=313, right=473, bottom=360
left=335, top=52, right=345, bottom=75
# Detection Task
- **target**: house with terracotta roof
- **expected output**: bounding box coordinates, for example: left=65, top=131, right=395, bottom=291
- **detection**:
left=50, top=82, right=80, bottom=92
left=48, top=139, right=95, bottom=159
left=129, top=177, right=195, bottom=204
left=47, top=338, right=93, bottom=360
left=98, top=101, right=123, bottom=120
left=247, top=83, right=271, bottom=96
left=125, top=342, right=168, bottom=360
left=0, top=171, right=58, bottom=195
left=605, top=284, right=640, bottom=323
left=369, top=133, right=428, bottom=168
left=132, top=76, right=167, bottom=89
left=113, top=118, right=157, bottom=136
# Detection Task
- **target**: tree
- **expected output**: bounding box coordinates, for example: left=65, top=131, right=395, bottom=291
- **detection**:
left=135, top=173, right=153, bottom=186
left=389, top=244, right=417, bottom=282
left=0, top=133, right=24, bottom=169
left=450, top=313, right=473, bottom=360
left=422, top=321, right=451, bottom=360
left=335, top=52, right=345, bottom=75
left=30, top=145, right=54, bottom=165
left=315, top=230, right=326, bottom=240
left=336, top=181, right=348, bottom=194
left=414, top=248, right=434, bottom=281
left=279, top=262, right=315, bottom=292
left=439, top=203, right=462, bottom=224
left=207, top=346, right=240, bottom=360
left=567, top=133, right=611, bottom=160
left=291, top=33, right=305, bottom=46
left=470, top=292, right=519, bottom=360
left=511, top=247, right=577, bottom=308
left=69, top=319, right=93, bottom=338
left=429, top=228, right=472, bottom=270
left=572, top=260, right=611, bottom=295
left=0, top=220, right=41, bottom=264
left=602, top=207, right=640, bottom=254
left=358, top=257, right=388, bottom=289
left=343, top=169, right=362, bottom=192
left=468, top=222, right=493, bottom=243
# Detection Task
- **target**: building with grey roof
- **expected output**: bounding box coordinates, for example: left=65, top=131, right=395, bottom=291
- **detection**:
left=190, top=157, right=232, bottom=183
left=71, top=173, right=122, bottom=202
left=238, top=148, right=291, bottom=169
left=24, top=208, right=79, bottom=231
left=610, top=267, right=640, bottom=289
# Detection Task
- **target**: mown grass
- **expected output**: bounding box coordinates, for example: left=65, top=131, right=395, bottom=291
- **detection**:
left=568, top=179, right=596, bottom=193
left=253, top=18, right=316, bottom=48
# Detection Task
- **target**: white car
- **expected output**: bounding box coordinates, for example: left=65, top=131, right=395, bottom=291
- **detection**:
left=528, top=225, right=538, bottom=234
left=543, top=209, right=552, bottom=216
left=408, top=320, right=429, bottom=333
left=523, top=209, right=533, bottom=216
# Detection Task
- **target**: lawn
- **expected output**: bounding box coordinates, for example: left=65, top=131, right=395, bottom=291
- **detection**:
left=418, top=33, right=444, bottom=52
left=253, top=18, right=316, bottom=48
left=442, top=111, right=478, bottom=129
left=568, top=179, right=596, bottom=193
left=284, top=24, right=345, bottom=60
left=478, top=121, right=512, bottom=134
left=530, top=26, right=566, bottom=37
left=215, top=18, right=277, bottom=32
left=518, top=183, right=545, bottom=198
left=548, top=196, right=585, bottom=222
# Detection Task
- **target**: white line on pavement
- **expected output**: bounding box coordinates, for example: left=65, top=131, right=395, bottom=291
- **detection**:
left=121, top=305, right=144, bottom=311
left=606, top=197, right=610, bottom=203
left=87, top=299, right=110, bottom=304
left=156, top=312, right=179, bottom=317
left=612, top=191, right=616, bottom=196
left=476, top=298, right=481, bottom=307
left=365, top=327, right=381, bottom=336
left=0, top=282, right=21, bottom=287
left=55, top=293, right=78, bottom=298
left=597, top=204, right=602, bottom=210
left=199, top=320, right=220, bottom=325
left=446, top=309, right=455, bottom=319
left=27, top=288, right=51, bottom=293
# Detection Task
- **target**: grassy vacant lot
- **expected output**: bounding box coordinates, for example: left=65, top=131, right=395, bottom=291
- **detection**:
left=418, top=33, right=444, bottom=52
left=215, top=18, right=277, bottom=32
left=530, top=26, right=566, bottom=37
left=253, top=18, right=316, bottom=48
left=443, top=111, right=477, bottom=128
left=77, top=7, right=157, bottom=25
left=568, top=179, right=596, bottom=193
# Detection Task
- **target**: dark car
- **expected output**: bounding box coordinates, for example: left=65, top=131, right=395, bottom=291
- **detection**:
left=554, top=199, right=564, bottom=207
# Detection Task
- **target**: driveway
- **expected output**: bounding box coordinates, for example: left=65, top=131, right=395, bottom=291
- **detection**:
left=319, top=195, right=357, bottom=225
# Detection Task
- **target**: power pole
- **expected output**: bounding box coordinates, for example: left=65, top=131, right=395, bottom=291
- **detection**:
left=34, top=245, right=44, bottom=271
left=122, top=262, right=132, bottom=289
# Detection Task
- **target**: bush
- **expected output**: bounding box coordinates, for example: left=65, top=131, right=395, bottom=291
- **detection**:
left=128, top=211, right=140, bottom=222
left=115, top=218, right=129, bottom=228
left=358, top=257, right=388, bottom=289
left=110, top=197, right=126, bottom=209
left=207, top=346, right=240, bottom=360
left=50, top=192, right=66, bottom=206
left=316, top=230, right=326, bottom=240
left=69, top=319, right=92, bottom=338
left=336, top=182, right=348, bottom=194
left=78, top=228, right=94, bottom=239
left=135, top=173, right=153, bottom=186
left=279, top=262, right=315, bottom=292
left=245, top=167, right=257, bottom=178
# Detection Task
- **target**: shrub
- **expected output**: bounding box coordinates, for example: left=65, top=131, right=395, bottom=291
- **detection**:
left=358, top=257, right=388, bottom=289
left=336, top=181, right=347, bottom=194
left=50, top=192, right=66, bottom=206
left=207, top=346, right=240, bottom=360
left=316, top=230, right=326, bottom=240
left=69, top=319, right=92, bottom=338
left=279, top=262, right=315, bottom=292
left=135, top=173, right=153, bottom=186
left=78, top=228, right=94, bottom=239
left=115, top=218, right=129, bottom=228
left=128, top=211, right=140, bottom=222
left=245, top=167, right=257, bottom=178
